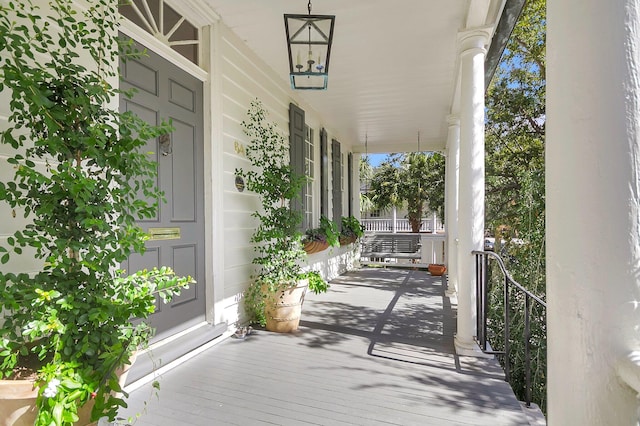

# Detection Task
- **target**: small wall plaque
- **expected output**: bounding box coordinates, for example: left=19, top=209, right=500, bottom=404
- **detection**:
left=235, top=175, right=245, bottom=192
left=234, top=140, right=246, bottom=157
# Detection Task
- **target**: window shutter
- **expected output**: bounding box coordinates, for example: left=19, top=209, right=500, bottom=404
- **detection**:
left=320, top=129, right=329, bottom=218
left=331, top=139, right=342, bottom=225
left=289, top=103, right=306, bottom=229
left=348, top=152, right=353, bottom=217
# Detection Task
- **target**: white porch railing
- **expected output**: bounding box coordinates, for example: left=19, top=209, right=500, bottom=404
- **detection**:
left=420, top=233, right=446, bottom=264
left=361, top=218, right=445, bottom=233
left=358, top=232, right=446, bottom=266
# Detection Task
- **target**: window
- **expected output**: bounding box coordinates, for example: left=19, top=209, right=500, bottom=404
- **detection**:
left=347, top=152, right=354, bottom=217
left=332, top=139, right=342, bottom=224
left=303, top=126, right=314, bottom=228
left=119, top=0, right=200, bottom=64
left=320, top=129, right=329, bottom=218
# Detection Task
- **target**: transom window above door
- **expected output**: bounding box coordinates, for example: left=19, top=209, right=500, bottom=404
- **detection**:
left=119, top=0, right=200, bottom=65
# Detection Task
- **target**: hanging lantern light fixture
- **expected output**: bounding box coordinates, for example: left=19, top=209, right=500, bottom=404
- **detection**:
left=284, top=0, right=335, bottom=90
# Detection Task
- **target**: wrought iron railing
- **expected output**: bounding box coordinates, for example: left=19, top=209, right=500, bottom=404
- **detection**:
left=473, top=250, right=547, bottom=408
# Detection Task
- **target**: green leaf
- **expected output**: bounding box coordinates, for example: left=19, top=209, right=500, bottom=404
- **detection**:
left=60, top=379, right=80, bottom=389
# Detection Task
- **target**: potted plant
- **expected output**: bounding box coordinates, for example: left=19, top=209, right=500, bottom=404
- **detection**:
left=237, top=100, right=328, bottom=333
left=339, top=216, right=365, bottom=246
left=0, top=1, right=192, bottom=424
left=302, top=215, right=340, bottom=254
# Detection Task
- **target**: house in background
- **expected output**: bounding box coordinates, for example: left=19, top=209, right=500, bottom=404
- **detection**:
left=1, top=1, right=639, bottom=424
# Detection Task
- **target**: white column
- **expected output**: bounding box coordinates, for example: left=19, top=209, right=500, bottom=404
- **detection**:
left=445, top=116, right=460, bottom=298
left=548, top=2, right=640, bottom=424
left=454, top=29, right=490, bottom=356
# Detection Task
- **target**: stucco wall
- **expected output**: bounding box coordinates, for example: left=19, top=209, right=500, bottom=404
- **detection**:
left=547, top=0, right=640, bottom=424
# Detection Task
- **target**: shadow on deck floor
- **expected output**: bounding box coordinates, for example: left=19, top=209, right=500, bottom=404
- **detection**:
left=120, top=267, right=531, bottom=426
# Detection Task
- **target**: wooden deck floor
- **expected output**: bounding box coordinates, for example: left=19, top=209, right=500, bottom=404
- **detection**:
left=119, top=267, right=531, bottom=425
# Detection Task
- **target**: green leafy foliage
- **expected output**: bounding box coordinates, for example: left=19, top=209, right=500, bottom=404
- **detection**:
left=359, top=156, right=375, bottom=215
left=484, top=0, right=546, bottom=414
left=236, top=100, right=318, bottom=325
left=302, top=270, right=329, bottom=295
left=340, top=216, right=364, bottom=239
left=369, top=152, right=445, bottom=232
left=485, top=0, right=545, bottom=232
left=303, top=215, right=340, bottom=247
left=0, top=1, right=193, bottom=424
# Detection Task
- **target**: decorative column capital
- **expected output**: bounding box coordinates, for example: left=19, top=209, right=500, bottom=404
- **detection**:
left=447, top=114, right=460, bottom=127
left=446, top=115, right=460, bottom=151
left=457, top=27, right=492, bottom=55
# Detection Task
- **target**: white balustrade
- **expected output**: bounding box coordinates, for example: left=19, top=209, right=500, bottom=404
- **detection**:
left=361, top=218, right=445, bottom=234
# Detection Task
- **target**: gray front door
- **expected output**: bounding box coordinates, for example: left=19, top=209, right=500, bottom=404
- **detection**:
left=120, top=43, right=205, bottom=342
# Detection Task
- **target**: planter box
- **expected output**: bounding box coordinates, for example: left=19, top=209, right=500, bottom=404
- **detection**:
left=303, top=240, right=329, bottom=254
left=339, top=235, right=357, bottom=246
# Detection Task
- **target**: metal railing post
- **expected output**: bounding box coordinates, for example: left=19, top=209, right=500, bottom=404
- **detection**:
left=482, top=254, right=489, bottom=352
left=504, top=275, right=510, bottom=383
left=475, top=253, right=484, bottom=349
left=525, top=294, right=532, bottom=407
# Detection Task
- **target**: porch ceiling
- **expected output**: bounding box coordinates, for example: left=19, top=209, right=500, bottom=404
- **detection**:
left=204, top=0, right=509, bottom=154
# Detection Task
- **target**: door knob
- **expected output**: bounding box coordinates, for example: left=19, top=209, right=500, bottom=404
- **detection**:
left=159, top=133, right=172, bottom=156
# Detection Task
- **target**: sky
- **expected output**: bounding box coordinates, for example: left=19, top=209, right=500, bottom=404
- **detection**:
left=367, top=153, right=387, bottom=168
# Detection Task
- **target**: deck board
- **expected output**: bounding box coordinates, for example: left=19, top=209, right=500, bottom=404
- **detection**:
left=120, top=268, right=531, bottom=425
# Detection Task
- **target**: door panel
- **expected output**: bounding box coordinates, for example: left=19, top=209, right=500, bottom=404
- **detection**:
left=172, top=244, right=198, bottom=305
left=120, top=41, right=205, bottom=342
left=170, top=119, right=197, bottom=221
left=122, top=102, right=161, bottom=222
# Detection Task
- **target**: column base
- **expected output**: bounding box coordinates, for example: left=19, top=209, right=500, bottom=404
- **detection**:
left=445, top=287, right=457, bottom=303
left=454, top=334, right=494, bottom=358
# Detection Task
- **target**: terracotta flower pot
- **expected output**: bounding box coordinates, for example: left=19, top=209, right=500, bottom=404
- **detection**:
left=428, top=264, right=447, bottom=276
left=0, top=352, right=137, bottom=426
left=0, top=380, right=93, bottom=426
left=264, top=280, right=309, bottom=333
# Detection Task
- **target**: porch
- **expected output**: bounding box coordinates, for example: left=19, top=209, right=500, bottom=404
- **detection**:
left=120, top=268, right=539, bottom=425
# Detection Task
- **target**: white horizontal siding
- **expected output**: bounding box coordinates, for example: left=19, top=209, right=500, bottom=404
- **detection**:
left=217, top=23, right=292, bottom=323
left=216, top=20, right=358, bottom=325
left=223, top=210, right=256, bottom=230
